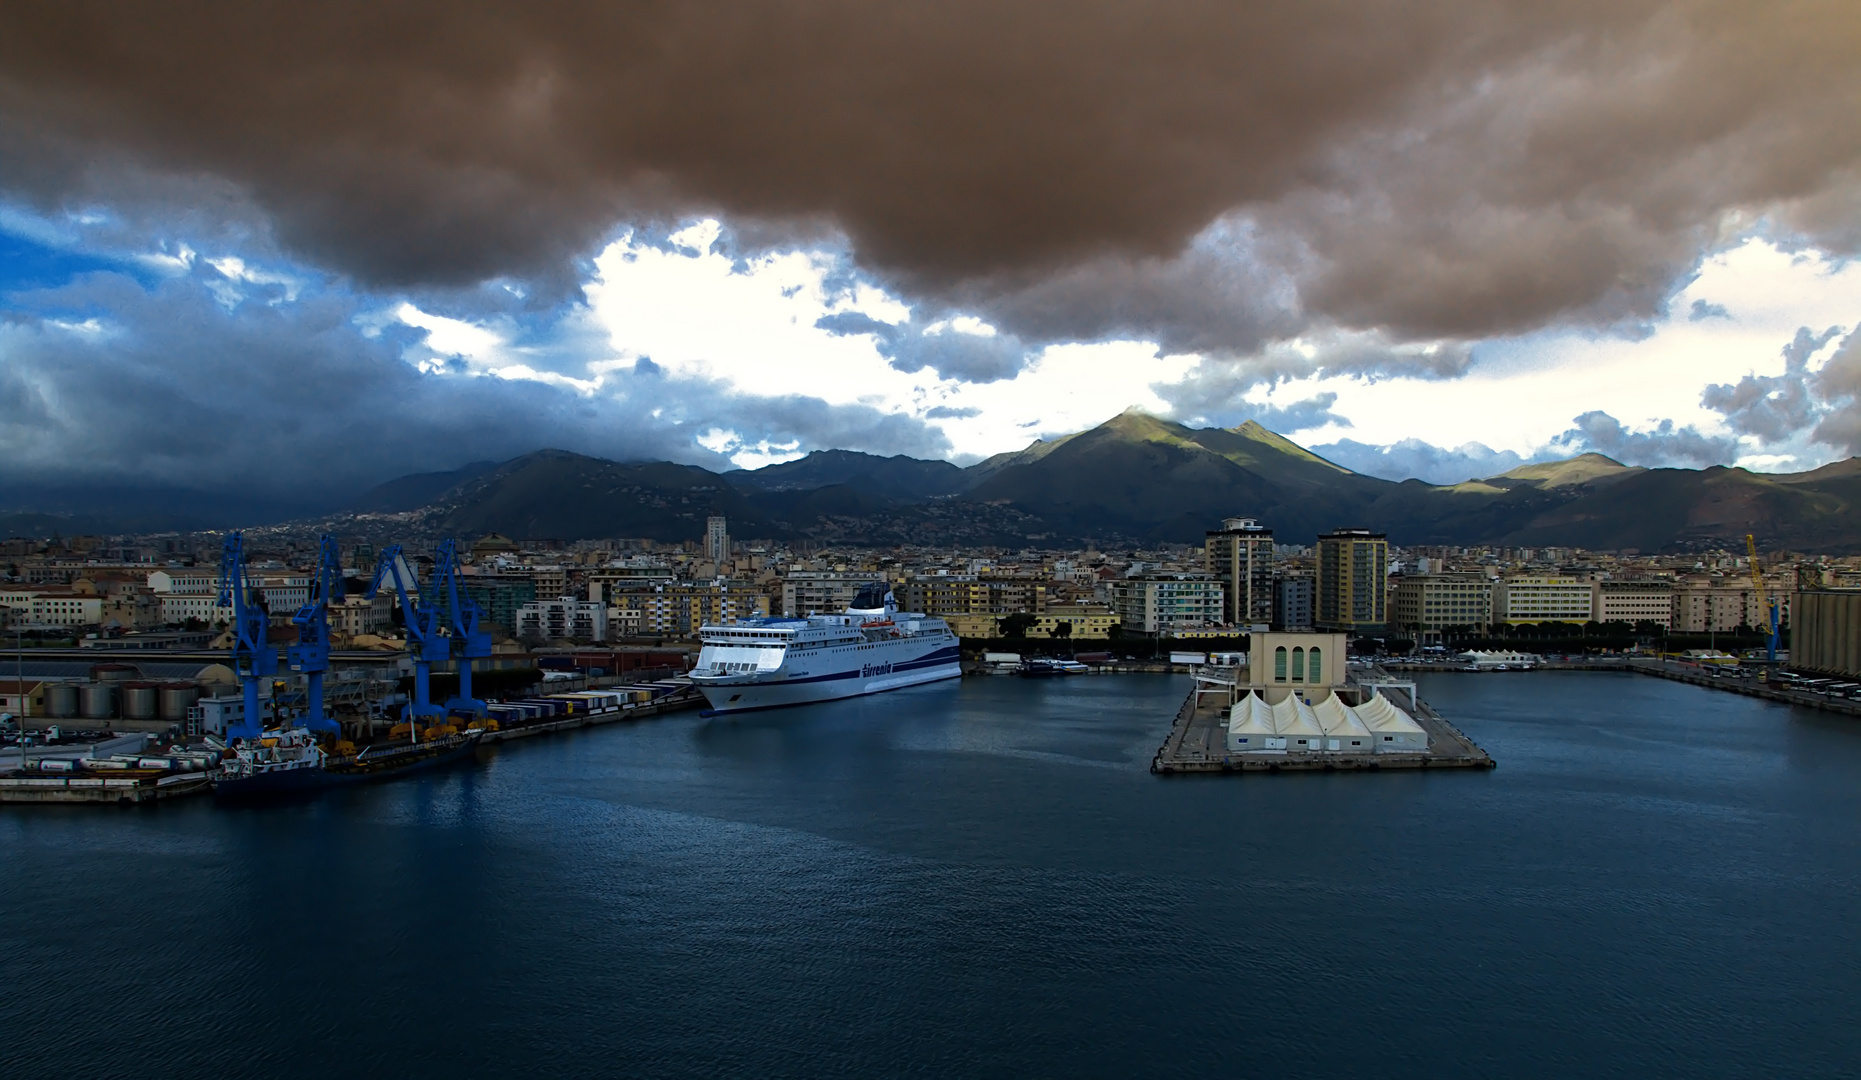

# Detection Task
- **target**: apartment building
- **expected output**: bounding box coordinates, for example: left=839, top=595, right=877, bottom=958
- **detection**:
left=516, top=598, right=608, bottom=642
left=1109, top=574, right=1224, bottom=635
left=1316, top=529, right=1388, bottom=632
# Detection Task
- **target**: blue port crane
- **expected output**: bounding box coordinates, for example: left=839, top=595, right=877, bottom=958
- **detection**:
left=285, top=533, right=344, bottom=734
left=217, top=531, right=276, bottom=742
left=1745, top=533, right=1782, bottom=665
left=431, top=538, right=492, bottom=718
left=365, top=545, right=450, bottom=726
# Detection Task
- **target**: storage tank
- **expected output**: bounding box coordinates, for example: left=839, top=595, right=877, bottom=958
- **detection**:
left=122, top=683, right=159, bottom=721
left=45, top=683, right=79, bottom=719
left=79, top=682, right=116, bottom=720
left=159, top=683, right=200, bottom=722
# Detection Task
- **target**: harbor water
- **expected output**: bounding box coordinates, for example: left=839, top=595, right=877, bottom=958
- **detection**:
left=3, top=671, right=1858, bottom=1078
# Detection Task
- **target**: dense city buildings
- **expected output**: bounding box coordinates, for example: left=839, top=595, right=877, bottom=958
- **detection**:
left=0, top=514, right=1849, bottom=658
left=1204, top=517, right=1274, bottom=628
left=1316, top=529, right=1388, bottom=633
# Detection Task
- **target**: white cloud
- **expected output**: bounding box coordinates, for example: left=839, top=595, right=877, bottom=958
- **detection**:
left=1290, top=239, right=1861, bottom=460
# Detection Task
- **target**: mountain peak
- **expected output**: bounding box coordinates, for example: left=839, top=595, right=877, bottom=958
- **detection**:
left=1491, top=453, right=1639, bottom=488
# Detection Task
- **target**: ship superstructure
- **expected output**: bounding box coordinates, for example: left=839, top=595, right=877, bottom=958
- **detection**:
left=692, top=583, right=961, bottom=715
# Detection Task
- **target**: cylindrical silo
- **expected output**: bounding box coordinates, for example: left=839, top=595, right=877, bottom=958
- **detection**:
left=45, top=684, right=79, bottom=718
left=122, top=683, right=159, bottom=721
left=90, top=663, right=137, bottom=683
left=159, top=683, right=200, bottom=722
left=79, top=682, right=116, bottom=720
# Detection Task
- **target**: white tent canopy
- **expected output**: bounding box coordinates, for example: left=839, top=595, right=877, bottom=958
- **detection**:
left=1311, top=695, right=1376, bottom=753
left=1269, top=695, right=1326, bottom=752
left=1356, top=694, right=1429, bottom=753
left=1226, top=692, right=1282, bottom=753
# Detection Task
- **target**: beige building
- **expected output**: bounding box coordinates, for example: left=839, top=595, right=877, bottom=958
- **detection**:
left=1670, top=582, right=1788, bottom=633
left=1496, top=577, right=1593, bottom=625
left=1391, top=574, right=1493, bottom=636
left=1247, top=630, right=1349, bottom=689
left=782, top=573, right=876, bottom=617
left=329, top=594, right=393, bottom=637
left=1027, top=604, right=1120, bottom=638
left=1593, top=581, right=1672, bottom=628
left=640, top=581, right=772, bottom=637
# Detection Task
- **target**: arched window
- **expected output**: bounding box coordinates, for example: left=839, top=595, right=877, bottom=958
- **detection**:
left=1308, top=647, right=1322, bottom=684
left=1292, top=647, right=1305, bottom=682
left=1274, top=646, right=1287, bottom=682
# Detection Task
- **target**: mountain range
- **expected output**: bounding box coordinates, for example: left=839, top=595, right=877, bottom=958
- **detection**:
left=3, top=413, right=1855, bottom=550
left=331, top=412, right=1861, bottom=553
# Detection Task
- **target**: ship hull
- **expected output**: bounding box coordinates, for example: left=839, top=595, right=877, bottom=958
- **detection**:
left=696, top=646, right=961, bottom=716
left=212, top=733, right=482, bottom=801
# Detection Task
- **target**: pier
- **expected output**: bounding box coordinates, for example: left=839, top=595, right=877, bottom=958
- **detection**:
left=1150, top=667, right=1495, bottom=775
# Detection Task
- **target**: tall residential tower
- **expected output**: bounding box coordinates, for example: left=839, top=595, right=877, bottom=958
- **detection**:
left=704, top=515, right=729, bottom=564
left=1204, top=516, right=1274, bottom=627
left=1316, top=528, right=1388, bottom=633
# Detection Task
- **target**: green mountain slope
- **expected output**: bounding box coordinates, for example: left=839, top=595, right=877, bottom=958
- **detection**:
left=359, top=424, right=1861, bottom=552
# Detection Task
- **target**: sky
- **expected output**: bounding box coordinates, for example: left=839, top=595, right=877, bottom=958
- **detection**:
left=1, top=1, right=1859, bottom=505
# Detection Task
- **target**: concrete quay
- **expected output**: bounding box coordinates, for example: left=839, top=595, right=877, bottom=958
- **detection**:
left=0, top=770, right=212, bottom=804
left=1150, top=675, right=1495, bottom=775
left=1387, top=657, right=1861, bottom=718
left=479, top=687, right=704, bottom=744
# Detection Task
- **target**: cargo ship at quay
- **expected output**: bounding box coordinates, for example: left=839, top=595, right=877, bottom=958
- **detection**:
left=690, top=584, right=961, bottom=715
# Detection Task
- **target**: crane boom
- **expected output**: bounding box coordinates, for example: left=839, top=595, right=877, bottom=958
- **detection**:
left=217, top=531, right=276, bottom=741
left=1745, top=534, right=1781, bottom=665
left=432, top=539, right=491, bottom=717
left=365, top=545, right=449, bottom=724
left=286, top=533, right=344, bottom=733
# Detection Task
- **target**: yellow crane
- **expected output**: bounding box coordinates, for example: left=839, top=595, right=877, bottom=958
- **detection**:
left=1744, top=534, right=1781, bottom=664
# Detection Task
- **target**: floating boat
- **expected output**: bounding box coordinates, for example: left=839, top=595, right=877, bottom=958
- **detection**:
left=692, top=583, right=960, bottom=715
left=1018, top=658, right=1090, bottom=677
left=211, top=726, right=483, bottom=801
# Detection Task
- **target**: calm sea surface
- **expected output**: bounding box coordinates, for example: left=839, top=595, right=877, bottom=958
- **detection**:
left=4, top=671, right=1859, bottom=1078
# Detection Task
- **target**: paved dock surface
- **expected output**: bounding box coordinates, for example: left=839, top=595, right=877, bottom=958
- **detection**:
left=1151, top=675, right=1494, bottom=774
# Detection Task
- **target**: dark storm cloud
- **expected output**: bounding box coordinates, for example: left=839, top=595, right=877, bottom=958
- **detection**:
left=0, top=261, right=950, bottom=498
left=816, top=311, right=1031, bottom=383
left=2, top=1, right=1857, bottom=351
left=1154, top=330, right=1473, bottom=430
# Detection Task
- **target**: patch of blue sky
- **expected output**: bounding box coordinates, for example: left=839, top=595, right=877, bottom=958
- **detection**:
left=0, top=228, right=132, bottom=294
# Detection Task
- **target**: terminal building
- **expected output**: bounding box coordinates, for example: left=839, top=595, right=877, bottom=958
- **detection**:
left=1223, top=630, right=1427, bottom=754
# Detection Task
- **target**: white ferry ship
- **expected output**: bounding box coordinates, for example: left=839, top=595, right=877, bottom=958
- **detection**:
left=691, top=583, right=961, bottom=715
